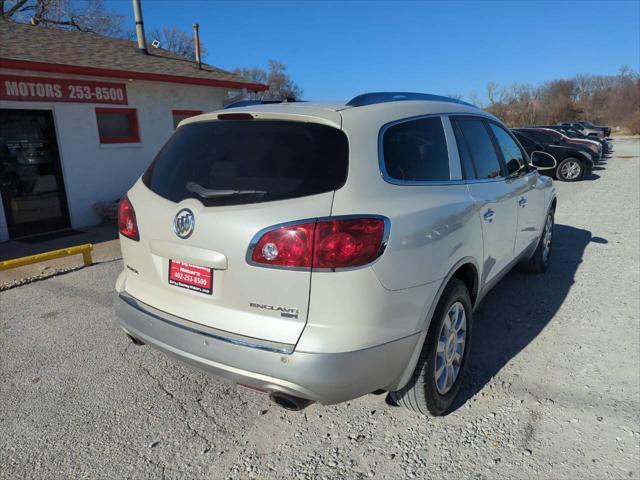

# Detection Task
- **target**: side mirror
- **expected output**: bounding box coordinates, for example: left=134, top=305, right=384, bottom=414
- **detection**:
left=530, top=151, right=557, bottom=170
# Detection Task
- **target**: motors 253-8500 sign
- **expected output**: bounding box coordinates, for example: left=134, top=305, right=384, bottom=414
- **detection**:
left=0, top=74, right=128, bottom=105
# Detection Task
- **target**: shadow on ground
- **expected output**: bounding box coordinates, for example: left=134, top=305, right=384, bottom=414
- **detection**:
left=452, top=223, right=607, bottom=411
left=582, top=173, right=601, bottom=181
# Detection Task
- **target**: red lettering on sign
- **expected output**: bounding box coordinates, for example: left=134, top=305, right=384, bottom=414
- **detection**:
left=0, top=74, right=127, bottom=105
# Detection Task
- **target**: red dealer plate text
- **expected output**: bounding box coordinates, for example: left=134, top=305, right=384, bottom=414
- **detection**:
left=168, top=260, right=213, bottom=295
left=0, top=74, right=128, bottom=105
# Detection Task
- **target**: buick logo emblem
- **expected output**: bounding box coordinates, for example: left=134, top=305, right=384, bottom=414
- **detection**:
left=173, top=209, right=195, bottom=239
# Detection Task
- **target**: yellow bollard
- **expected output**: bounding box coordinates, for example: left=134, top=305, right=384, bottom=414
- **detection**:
left=0, top=244, right=93, bottom=271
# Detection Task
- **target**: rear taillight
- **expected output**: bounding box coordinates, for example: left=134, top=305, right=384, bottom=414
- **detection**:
left=118, top=196, right=139, bottom=241
left=249, top=216, right=388, bottom=270
left=313, top=218, right=387, bottom=268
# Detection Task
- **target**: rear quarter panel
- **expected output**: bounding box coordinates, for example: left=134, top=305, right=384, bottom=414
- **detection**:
left=335, top=103, right=483, bottom=291
left=302, top=104, right=484, bottom=352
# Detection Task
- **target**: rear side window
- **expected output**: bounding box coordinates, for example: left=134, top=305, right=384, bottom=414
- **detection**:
left=143, top=120, right=348, bottom=206
left=382, top=117, right=450, bottom=182
left=525, top=129, right=555, bottom=144
left=453, top=118, right=503, bottom=179
left=489, top=124, right=528, bottom=176
left=543, top=129, right=563, bottom=140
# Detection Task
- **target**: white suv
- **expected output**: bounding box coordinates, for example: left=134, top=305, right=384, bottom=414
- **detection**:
left=115, top=93, right=556, bottom=416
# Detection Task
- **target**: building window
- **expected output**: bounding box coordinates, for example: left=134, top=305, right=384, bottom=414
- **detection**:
left=95, top=108, right=140, bottom=144
left=172, top=110, right=203, bottom=129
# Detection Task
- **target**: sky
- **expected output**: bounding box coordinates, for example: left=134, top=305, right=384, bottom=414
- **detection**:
left=109, top=0, right=640, bottom=103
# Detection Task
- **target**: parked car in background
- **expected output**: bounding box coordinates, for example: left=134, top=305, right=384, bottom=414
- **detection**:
left=541, top=125, right=612, bottom=154
left=513, top=128, right=594, bottom=181
left=558, top=121, right=608, bottom=139
left=537, top=128, right=602, bottom=163
left=523, top=127, right=600, bottom=165
left=115, top=92, right=557, bottom=417
left=575, top=120, right=611, bottom=138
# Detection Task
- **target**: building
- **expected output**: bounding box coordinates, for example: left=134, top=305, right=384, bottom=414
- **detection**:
left=0, top=21, right=266, bottom=241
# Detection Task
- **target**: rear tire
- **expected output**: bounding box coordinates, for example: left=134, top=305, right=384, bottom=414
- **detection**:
left=518, top=207, right=554, bottom=274
left=556, top=158, right=583, bottom=181
left=389, top=279, right=472, bottom=416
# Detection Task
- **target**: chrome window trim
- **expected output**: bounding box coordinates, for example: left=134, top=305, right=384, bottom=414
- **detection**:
left=464, top=170, right=537, bottom=185
left=245, top=214, right=391, bottom=272
left=464, top=177, right=510, bottom=185
left=377, top=112, right=495, bottom=186
left=119, top=291, right=294, bottom=354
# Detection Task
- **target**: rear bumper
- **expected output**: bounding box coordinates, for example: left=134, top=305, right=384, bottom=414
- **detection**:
left=115, top=293, right=421, bottom=404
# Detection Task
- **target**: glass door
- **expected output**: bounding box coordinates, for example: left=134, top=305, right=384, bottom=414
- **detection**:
left=0, top=109, right=70, bottom=238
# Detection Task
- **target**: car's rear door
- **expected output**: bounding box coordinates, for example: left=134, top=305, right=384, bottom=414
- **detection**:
left=121, top=116, right=348, bottom=346
left=451, top=117, right=518, bottom=284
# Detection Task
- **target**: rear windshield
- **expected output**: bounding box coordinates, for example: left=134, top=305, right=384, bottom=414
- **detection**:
left=142, top=120, right=349, bottom=206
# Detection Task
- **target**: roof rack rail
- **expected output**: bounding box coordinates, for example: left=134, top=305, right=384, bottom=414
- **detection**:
left=346, top=92, right=478, bottom=109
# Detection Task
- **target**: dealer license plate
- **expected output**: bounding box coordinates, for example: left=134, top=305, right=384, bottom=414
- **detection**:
left=168, top=260, right=213, bottom=294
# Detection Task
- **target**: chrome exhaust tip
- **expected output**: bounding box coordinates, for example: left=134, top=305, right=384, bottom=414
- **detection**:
left=125, top=333, right=145, bottom=346
left=270, top=392, right=314, bottom=411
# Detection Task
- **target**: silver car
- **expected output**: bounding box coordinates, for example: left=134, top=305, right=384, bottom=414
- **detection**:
left=115, top=92, right=557, bottom=416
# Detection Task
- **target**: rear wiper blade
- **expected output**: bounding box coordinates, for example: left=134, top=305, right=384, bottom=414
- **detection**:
left=186, top=181, right=267, bottom=198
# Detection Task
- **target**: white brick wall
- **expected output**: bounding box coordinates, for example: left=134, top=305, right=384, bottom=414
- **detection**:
left=0, top=69, right=229, bottom=241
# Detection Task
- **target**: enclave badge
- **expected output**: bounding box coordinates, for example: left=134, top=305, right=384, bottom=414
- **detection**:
left=249, top=302, right=299, bottom=319
left=173, top=208, right=195, bottom=239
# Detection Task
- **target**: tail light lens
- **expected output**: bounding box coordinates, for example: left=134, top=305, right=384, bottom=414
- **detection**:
left=252, top=222, right=315, bottom=268
left=314, top=218, right=386, bottom=268
left=118, top=196, right=139, bottom=241
left=250, top=217, right=388, bottom=270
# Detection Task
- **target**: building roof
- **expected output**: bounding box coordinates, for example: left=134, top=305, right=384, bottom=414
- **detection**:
left=0, top=21, right=267, bottom=91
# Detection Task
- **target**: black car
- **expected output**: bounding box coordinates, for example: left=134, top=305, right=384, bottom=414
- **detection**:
left=512, top=128, right=594, bottom=181
left=540, top=124, right=612, bottom=154
left=522, top=127, right=599, bottom=164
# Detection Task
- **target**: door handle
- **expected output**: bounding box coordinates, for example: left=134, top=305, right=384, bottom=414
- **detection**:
left=483, top=209, right=495, bottom=222
left=518, top=197, right=527, bottom=208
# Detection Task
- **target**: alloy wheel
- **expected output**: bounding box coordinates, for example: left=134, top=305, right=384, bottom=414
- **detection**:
left=434, top=301, right=466, bottom=395
left=560, top=160, right=581, bottom=180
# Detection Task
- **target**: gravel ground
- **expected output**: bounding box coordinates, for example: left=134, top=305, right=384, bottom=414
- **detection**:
left=1, top=137, right=639, bottom=480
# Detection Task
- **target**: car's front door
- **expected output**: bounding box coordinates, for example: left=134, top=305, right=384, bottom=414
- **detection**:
left=451, top=117, right=518, bottom=285
left=488, top=123, right=545, bottom=257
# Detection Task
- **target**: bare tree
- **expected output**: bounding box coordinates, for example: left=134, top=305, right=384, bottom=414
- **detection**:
left=147, top=25, right=206, bottom=61
left=466, top=91, right=482, bottom=108
left=483, top=66, right=640, bottom=133
left=234, top=60, right=303, bottom=101
left=1, top=0, right=128, bottom=37
left=486, top=81, right=500, bottom=105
